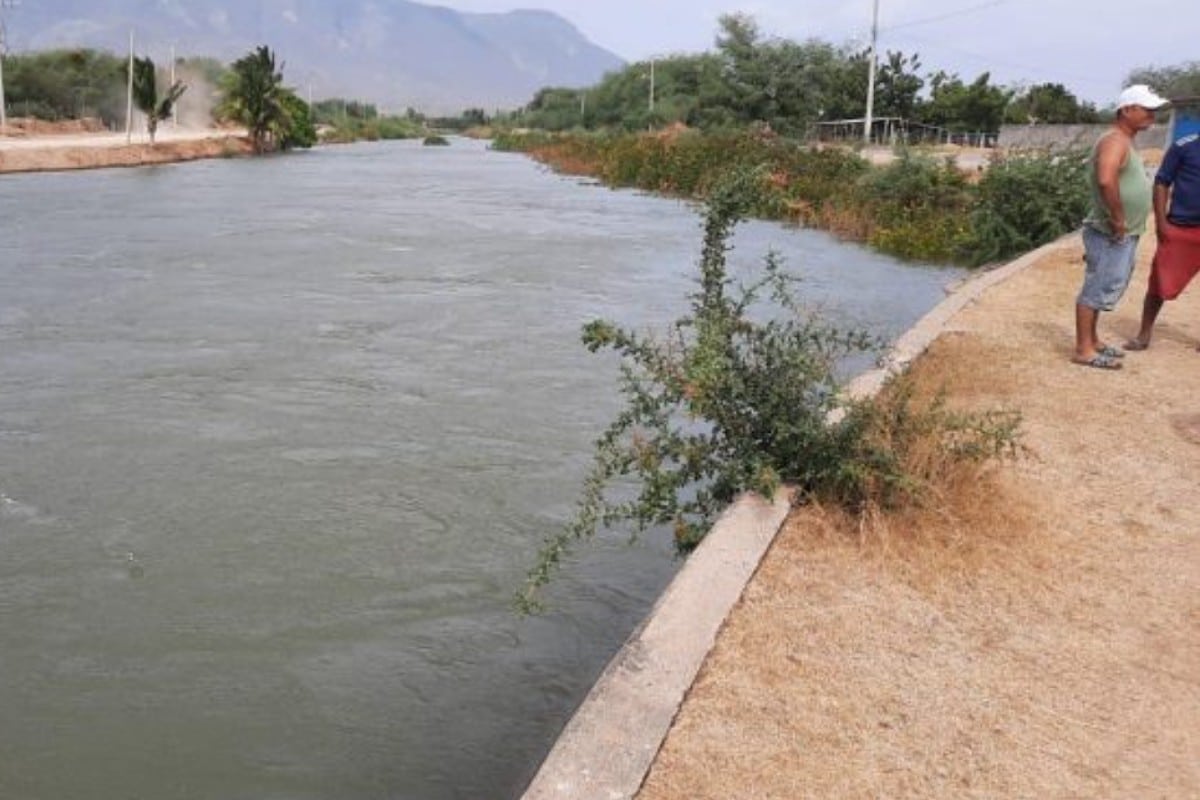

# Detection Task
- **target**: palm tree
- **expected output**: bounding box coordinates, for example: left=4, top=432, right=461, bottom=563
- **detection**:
left=221, top=45, right=289, bottom=153
left=131, top=56, right=187, bottom=145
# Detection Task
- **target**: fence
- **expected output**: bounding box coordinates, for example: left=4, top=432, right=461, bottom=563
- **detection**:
left=812, top=117, right=999, bottom=148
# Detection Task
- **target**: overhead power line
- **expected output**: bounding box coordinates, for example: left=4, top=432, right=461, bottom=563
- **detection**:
left=888, top=27, right=1116, bottom=90
left=881, top=0, right=1010, bottom=33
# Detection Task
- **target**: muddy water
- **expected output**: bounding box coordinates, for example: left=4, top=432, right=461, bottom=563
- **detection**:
left=0, top=139, right=961, bottom=799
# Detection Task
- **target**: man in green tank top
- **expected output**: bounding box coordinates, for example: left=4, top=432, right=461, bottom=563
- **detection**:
left=1074, top=84, right=1169, bottom=370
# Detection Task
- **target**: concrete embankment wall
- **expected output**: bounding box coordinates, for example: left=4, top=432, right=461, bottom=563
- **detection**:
left=998, top=123, right=1167, bottom=150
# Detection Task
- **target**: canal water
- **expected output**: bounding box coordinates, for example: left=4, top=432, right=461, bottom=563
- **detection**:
left=0, top=139, right=962, bottom=799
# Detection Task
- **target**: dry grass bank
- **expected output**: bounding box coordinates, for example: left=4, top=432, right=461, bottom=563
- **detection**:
left=638, top=236, right=1200, bottom=798
left=0, top=130, right=252, bottom=174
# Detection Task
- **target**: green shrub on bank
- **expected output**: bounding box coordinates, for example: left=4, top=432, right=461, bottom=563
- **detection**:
left=376, top=117, right=424, bottom=140
left=869, top=212, right=973, bottom=263
left=323, top=115, right=423, bottom=143
left=855, top=154, right=975, bottom=262
left=495, top=129, right=1088, bottom=269
left=490, top=130, right=560, bottom=152
left=278, top=92, right=318, bottom=150
left=856, top=153, right=972, bottom=225
left=773, top=146, right=871, bottom=211
left=517, top=169, right=1022, bottom=611
left=495, top=129, right=871, bottom=221
left=963, top=149, right=1090, bottom=266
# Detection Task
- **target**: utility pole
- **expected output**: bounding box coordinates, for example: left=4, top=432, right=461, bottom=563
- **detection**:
left=170, top=44, right=177, bottom=128
left=648, top=57, right=656, bottom=113
left=0, top=0, right=19, bottom=135
left=0, top=16, right=7, bottom=134
left=125, top=29, right=134, bottom=143
left=864, top=0, right=879, bottom=145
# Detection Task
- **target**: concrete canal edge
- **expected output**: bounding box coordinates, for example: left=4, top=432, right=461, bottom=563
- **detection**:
left=843, top=233, right=1080, bottom=401
left=519, top=234, right=1080, bottom=800
left=521, top=490, right=794, bottom=800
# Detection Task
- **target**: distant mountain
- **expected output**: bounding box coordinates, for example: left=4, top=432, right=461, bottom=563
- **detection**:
left=6, top=0, right=626, bottom=112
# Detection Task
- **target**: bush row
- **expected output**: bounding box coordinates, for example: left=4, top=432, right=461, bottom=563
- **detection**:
left=491, top=130, right=1089, bottom=267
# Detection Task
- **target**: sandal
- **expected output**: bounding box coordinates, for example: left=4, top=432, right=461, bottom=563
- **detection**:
left=1097, top=344, right=1125, bottom=358
left=1123, top=339, right=1150, bottom=351
left=1073, top=353, right=1123, bottom=370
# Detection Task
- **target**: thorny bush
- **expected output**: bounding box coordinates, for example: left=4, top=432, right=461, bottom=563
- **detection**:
left=517, top=167, right=1022, bottom=612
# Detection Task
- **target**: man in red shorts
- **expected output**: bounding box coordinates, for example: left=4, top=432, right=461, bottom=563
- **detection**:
left=1125, top=128, right=1200, bottom=350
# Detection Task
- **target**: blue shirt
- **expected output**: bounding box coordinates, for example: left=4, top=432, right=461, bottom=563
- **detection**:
left=1156, top=133, right=1200, bottom=225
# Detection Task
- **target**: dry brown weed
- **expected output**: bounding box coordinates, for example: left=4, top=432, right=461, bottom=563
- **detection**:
left=638, top=237, right=1200, bottom=800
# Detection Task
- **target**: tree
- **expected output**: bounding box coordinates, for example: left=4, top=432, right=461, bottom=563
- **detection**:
left=714, top=13, right=773, bottom=123
left=220, top=45, right=289, bottom=153
left=1004, top=82, right=1099, bottom=124
left=820, top=48, right=925, bottom=122
left=919, top=71, right=1011, bottom=133
left=4, top=48, right=128, bottom=124
left=219, top=46, right=314, bottom=152
left=276, top=89, right=316, bottom=149
left=523, top=86, right=585, bottom=130
left=875, top=51, right=924, bottom=120
left=1126, top=61, right=1200, bottom=99
left=460, top=108, right=488, bottom=127
left=820, top=48, right=872, bottom=121
left=131, top=56, right=186, bottom=144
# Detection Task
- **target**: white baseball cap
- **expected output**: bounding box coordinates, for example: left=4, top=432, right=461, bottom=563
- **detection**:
left=1116, top=84, right=1169, bottom=110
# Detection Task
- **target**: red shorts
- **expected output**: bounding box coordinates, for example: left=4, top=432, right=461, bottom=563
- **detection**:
left=1150, top=222, right=1200, bottom=301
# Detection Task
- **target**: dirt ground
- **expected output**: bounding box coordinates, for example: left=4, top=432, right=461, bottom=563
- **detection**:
left=860, top=143, right=993, bottom=172
left=637, top=235, right=1200, bottom=798
left=0, top=120, right=251, bottom=173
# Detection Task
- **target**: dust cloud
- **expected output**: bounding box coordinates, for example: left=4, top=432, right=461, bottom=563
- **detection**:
left=172, top=68, right=220, bottom=130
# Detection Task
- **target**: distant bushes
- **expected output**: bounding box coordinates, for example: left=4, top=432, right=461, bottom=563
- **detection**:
left=965, top=150, right=1090, bottom=266
left=2, top=49, right=128, bottom=126
left=320, top=116, right=424, bottom=143
left=367, top=117, right=425, bottom=141
left=494, top=129, right=1088, bottom=267
left=311, top=98, right=425, bottom=143
left=855, top=154, right=974, bottom=262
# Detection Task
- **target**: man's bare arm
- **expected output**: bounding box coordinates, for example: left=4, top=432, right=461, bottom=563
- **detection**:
left=1095, top=133, right=1130, bottom=239
left=1153, top=182, right=1171, bottom=241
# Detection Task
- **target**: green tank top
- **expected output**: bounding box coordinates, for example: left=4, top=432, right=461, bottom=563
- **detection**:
left=1085, top=131, right=1153, bottom=236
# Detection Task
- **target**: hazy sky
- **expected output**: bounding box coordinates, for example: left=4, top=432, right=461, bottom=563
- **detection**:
left=437, top=0, right=1196, bottom=104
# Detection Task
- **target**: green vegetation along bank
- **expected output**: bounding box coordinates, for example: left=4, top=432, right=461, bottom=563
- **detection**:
left=493, top=128, right=1089, bottom=267
left=1, top=46, right=432, bottom=150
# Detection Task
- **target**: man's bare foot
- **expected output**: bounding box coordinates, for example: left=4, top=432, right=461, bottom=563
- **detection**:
left=1123, top=338, right=1151, bottom=351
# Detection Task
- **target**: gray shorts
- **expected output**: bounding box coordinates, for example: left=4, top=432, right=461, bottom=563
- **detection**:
left=1078, top=226, right=1139, bottom=311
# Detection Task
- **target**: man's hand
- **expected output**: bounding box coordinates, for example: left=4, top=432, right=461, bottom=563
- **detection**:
left=1153, top=184, right=1172, bottom=244
left=1110, top=219, right=1128, bottom=243
left=1156, top=219, right=1170, bottom=243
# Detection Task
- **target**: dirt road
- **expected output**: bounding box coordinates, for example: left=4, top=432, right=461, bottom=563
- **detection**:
left=0, top=126, right=251, bottom=173
left=638, top=233, right=1200, bottom=798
